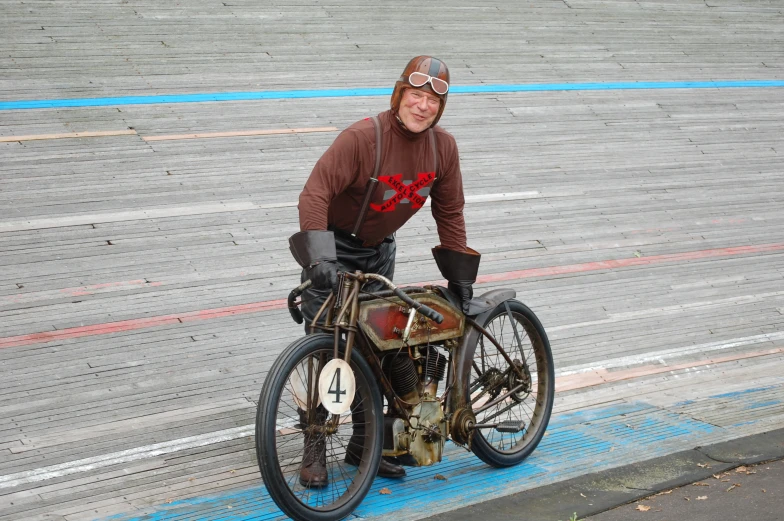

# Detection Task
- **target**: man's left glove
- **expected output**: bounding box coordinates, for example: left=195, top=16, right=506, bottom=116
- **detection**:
left=289, top=230, right=339, bottom=294
left=432, top=246, right=481, bottom=314
left=447, top=279, right=474, bottom=310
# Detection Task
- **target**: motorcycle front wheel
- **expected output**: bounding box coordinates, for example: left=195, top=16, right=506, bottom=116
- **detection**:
left=256, top=333, right=383, bottom=521
left=469, top=300, right=555, bottom=467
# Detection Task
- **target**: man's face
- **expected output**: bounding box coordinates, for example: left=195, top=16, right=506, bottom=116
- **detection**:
left=397, top=87, right=441, bottom=133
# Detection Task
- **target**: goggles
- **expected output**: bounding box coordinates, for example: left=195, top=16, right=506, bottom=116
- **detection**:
left=407, top=72, right=449, bottom=95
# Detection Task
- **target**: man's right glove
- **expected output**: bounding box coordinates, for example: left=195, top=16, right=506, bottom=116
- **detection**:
left=432, top=246, right=481, bottom=314
left=289, top=230, right=340, bottom=294
left=305, top=260, right=339, bottom=294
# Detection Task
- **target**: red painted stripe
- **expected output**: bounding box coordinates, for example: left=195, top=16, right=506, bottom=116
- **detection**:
left=2, top=243, right=782, bottom=349
left=478, top=243, right=784, bottom=283
left=0, top=300, right=287, bottom=349
left=556, top=346, right=784, bottom=392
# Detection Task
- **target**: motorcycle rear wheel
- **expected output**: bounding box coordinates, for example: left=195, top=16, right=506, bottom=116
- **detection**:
left=469, top=300, right=555, bottom=467
left=256, top=333, right=384, bottom=521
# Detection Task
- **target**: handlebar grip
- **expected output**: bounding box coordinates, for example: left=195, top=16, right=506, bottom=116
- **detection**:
left=393, top=288, right=444, bottom=324
left=288, top=280, right=312, bottom=325
left=418, top=304, right=444, bottom=324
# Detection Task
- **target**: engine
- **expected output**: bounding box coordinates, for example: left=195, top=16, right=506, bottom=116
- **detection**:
left=382, top=345, right=449, bottom=466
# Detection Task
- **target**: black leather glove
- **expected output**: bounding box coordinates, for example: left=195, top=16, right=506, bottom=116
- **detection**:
left=290, top=230, right=339, bottom=294
left=448, top=280, right=474, bottom=314
left=305, top=260, right=339, bottom=294
left=432, top=246, right=481, bottom=315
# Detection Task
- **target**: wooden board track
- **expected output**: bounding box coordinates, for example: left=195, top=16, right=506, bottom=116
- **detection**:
left=1, top=1, right=783, bottom=519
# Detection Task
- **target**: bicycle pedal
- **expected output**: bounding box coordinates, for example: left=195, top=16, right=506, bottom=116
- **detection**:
left=496, top=421, right=525, bottom=433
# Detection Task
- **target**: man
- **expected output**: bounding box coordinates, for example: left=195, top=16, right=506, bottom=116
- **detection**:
left=288, top=56, right=481, bottom=486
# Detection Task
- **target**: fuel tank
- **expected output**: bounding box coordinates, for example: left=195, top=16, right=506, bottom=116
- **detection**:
left=358, top=291, right=464, bottom=351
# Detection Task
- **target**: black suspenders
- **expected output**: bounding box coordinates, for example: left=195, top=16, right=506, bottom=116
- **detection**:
left=351, top=116, right=383, bottom=237
left=350, top=117, right=439, bottom=238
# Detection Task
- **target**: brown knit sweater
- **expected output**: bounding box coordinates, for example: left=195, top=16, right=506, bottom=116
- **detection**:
left=298, top=110, right=467, bottom=251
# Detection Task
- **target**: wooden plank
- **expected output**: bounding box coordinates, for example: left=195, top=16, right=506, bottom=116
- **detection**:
left=141, top=126, right=339, bottom=141
left=0, top=130, right=137, bottom=142
left=0, top=202, right=257, bottom=233
left=2, top=0, right=784, bottom=519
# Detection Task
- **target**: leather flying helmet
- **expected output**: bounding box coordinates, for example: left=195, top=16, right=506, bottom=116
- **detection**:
left=391, top=56, right=450, bottom=128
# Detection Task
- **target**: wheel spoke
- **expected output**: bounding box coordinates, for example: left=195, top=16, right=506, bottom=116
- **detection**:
left=258, top=337, right=382, bottom=518
left=469, top=304, right=553, bottom=462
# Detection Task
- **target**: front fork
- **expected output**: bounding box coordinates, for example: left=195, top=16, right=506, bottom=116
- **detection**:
left=308, top=274, right=410, bottom=425
left=307, top=271, right=358, bottom=362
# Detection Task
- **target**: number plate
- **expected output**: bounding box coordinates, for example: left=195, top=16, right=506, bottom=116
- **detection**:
left=318, top=359, right=356, bottom=415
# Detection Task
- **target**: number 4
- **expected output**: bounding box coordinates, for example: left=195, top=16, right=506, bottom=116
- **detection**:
left=328, top=368, right=347, bottom=403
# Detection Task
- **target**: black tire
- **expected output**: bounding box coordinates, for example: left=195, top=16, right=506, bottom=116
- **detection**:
left=469, top=300, right=555, bottom=467
left=256, top=334, right=383, bottom=521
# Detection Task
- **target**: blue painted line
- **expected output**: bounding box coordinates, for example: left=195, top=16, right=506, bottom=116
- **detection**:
left=747, top=399, right=782, bottom=410
left=730, top=420, right=759, bottom=428
left=710, top=385, right=776, bottom=399
left=95, top=399, right=727, bottom=521
left=3, top=80, right=784, bottom=111
left=547, top=400, right=653, bottom=429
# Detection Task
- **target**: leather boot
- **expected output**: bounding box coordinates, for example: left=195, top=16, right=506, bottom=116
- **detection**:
left=298, top=407, right=328, bottom=488
left=378, top=456, right=406, bottom=478
left=345, top=441, right=407, bottom=478
left=344, top=389, right=406, bottom=478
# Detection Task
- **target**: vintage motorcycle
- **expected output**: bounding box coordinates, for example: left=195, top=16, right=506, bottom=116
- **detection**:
left=255, top=270, right=554, bottom=521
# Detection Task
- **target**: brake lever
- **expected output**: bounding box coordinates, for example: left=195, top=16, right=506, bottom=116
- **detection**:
left=402, top=306, right=418, bottom=343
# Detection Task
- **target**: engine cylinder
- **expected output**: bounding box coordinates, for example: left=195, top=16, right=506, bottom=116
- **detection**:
left=385, top=354, right=418, bottom=397
left=421, top=346, right=448, bottom=382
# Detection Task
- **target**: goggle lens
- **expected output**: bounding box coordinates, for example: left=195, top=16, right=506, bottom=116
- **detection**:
left=408, top=72, right=449, bottom=95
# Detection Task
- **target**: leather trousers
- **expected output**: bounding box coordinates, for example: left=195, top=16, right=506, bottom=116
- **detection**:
left=300, top=231, right=396, bottom=328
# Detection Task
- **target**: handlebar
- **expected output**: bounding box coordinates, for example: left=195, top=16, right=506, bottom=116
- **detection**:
left=287, top=280, right=311, bottom=324
left=288, top=272, right=444, bottom=326
left=392, top=287, right=444, bottom=324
